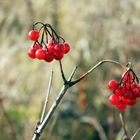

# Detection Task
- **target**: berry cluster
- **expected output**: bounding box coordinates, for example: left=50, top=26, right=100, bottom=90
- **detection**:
left=28, top=22, right=71, bottom=62
left=108, top=69, right=140, bottom=111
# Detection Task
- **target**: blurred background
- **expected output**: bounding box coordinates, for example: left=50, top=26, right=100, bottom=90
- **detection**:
left=0, top=0, right=140, bottom=140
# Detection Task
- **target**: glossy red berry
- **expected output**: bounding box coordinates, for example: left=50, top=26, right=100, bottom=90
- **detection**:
left=109, top=94, right=120, bottom=105
left=54, top=44, right=64, bottom=54
left=28, top=30, right=39, bottom=41
left=42, top=45, right=48, bottom=51
left=116, top=103, right=127, bottom=111
left=44, top=52, right=54, bottom=62
left=48, top=44, right=55, bottom=54
left=108, top=80, right=118, bottom=91
left=63, top=43, right=70, bottom=54
left=122, top=97, right=136, bottom=106
left=122, top=71, right=133, bottom=83
left=36, top=49, right=47, bottom=60
left=108, top=69, right=140, bottom=110
left=28, top=48, right=36, bottom=59
left=54, top=52, right=64, bottom=60
left=48, top=39, right=55, bottom=45
left=114, top=87, right=122, bottom=96
left=33, top=44, right=41, bottom=51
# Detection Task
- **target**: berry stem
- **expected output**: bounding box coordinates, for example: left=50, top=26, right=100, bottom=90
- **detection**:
left=46, top=24, right=60, bottom=38
left=36, top=40, right=42, bottom=47
left=32, top=22, right=65, bottom=44
left=44, top=27, right=53, bottom=39
left=40, top=30, right=45, bottom=44
left=58, top=36, right=65, bottom=43
left=33, top=22, right=45, bottom=31
left=59, top=61, right=67, bottom=84
left=70, top=60, right=124, bottom=87
left=126, top=62, right=132, bottom=70
left=33, top=22, right=45, bottom=27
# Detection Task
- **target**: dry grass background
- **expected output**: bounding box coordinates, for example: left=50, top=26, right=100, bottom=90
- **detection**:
left=0, top=0, right=140, bottom=140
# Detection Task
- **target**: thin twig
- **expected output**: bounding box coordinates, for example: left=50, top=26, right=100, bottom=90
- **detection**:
left=32, top=65, right=79, bottom=140
left=131, top=128, right=140, bottom=140
left=119, top=112, right=130, bottom=140
left=70, top=60, right=124, bottom=87
left=68, top=66, right=78, bottom=81
left=59, top=61, right=67, bottom=83
left=32, top=85, right=69, bottom=140
left=40, top=70, right=53, bottom=124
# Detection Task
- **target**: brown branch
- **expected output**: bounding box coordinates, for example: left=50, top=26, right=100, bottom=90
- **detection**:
left=70, top=60, right=124, bottom=86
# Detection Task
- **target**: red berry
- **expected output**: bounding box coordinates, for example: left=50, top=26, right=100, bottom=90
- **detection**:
left=135, top=92, right=140, bottom=98
left=116, top=103, right=127, bottom=111
left=132, top=88, right=139, bottom=95
left=42, top=45, right=48, bottom=51
left=28, top=48, right=36, bottom=59
left=129, top=92, right=136, bottom=100
left=134, top=87, right=140, bottom=98
left=109, top=94, right=120, bottom=105
left=128, top=100, right=136, bottom=106
left=48, top=39, right=55, bottom=45
left=122, top=71, right=133, bottom=83
left=44, top=52, right=54, bottom=62
left=33, top=44, right=41, bottom=51
left=122, top=97, right=136, bottom=106
left=108, top=80, right=118, bottom=91
left=63, top=43, right=70, bottom=54
left=54, top=52, right=64, bottom=60
left=114, top=87, right=122, bottom=96
left=48, top=44, right=55, bottom=54
left=121, top=86, right=127, bottom=94
left=123, top=91, right=131, bottom=99
left=125, top=83, right=131, bottom=90
left=131, top=83, right=138, bottom=89
left=28, top=30, right=39, bottom=41
left=54, top=44, right=64, bottom=54
left=36, top=49, right=47, bottom=60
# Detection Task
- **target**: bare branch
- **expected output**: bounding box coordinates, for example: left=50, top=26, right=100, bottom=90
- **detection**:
left=68, top=66, right=78, bottom=81
left=32, top=85, right=69, bottom=140
left=32, top=59, right=124, bottom=140
left=131, top=128, right=140, bottom=140
left=32, top=65, right=79, bottom=140
left=70, top=60, right=124, bottom=87
left=40, top=70, right=53, bottom=124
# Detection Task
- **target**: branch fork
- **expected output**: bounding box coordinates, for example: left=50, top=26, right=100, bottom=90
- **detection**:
left=32, top=59, right=128, bottom=140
